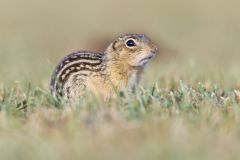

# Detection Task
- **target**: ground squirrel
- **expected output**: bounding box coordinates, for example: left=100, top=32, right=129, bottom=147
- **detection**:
left=50, top=34, right=157, bottom=101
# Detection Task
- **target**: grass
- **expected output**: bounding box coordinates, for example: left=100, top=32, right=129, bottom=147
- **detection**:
left=1, top=80, right=240, bottom=160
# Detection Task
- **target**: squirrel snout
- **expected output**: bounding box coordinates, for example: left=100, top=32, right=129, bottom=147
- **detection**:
left=150, top=44, right=158, bottom=55
left=150, top=48, right=157, bottom=55
left=151, top=48, right=157, bottom=54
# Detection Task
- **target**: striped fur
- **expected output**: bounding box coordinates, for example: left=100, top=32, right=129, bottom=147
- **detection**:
left=50, top=51, right=105, bottom=99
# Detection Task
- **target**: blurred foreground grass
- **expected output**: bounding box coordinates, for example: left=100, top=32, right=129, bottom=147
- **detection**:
left=1, top=81, right=240, bottom=160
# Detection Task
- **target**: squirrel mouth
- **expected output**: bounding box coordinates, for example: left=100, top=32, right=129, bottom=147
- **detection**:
left=139, top=54, right=154, bottom=65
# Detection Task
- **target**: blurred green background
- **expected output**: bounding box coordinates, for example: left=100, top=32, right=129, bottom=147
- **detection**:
left=1, top=0, right=240, bottom=86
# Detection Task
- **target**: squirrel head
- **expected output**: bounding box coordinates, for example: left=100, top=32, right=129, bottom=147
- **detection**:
left=105, top=34, right=157, bottom=67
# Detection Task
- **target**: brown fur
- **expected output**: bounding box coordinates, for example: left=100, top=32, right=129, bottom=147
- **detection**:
left=50, top=34, right=157, bottom=101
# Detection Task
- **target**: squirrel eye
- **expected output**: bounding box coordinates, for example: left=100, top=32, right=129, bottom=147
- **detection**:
left=126, top=39, right=136, bottom=47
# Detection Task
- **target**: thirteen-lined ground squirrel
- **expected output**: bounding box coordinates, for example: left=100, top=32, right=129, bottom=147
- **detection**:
left=50, top=34, right=157, bottom=101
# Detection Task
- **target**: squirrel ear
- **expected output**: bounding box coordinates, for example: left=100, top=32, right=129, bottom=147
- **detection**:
left=112, top=39, right=124, bottom=52
left=112, top=40, right=117, bottom=50
left=105, top=40, right=119, bottom=53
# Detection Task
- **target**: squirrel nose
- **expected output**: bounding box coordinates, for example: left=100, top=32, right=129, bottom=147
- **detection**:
left=151, top=47, right=157, bottom=54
